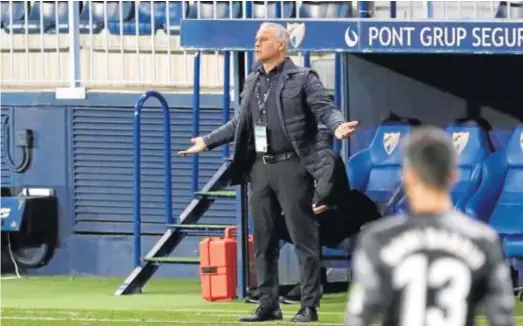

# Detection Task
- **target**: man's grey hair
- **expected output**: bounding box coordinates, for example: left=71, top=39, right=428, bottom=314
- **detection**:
left=402, top=126, right=458, bottom=190
left=260, top=22, right=290, bottom=52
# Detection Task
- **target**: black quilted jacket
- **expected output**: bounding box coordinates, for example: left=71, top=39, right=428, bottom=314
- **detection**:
left=202, top=57, right=346, bottom=185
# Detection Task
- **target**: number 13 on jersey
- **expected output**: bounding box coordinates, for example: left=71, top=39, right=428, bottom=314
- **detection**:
left=393, top=254, right=472, bottom=326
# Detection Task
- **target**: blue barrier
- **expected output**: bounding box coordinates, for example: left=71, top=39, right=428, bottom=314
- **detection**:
left=427, top=1, right=434, bottom=18
left=222, top=51, right=231, bottom=159
left=191, top=52, right=201, bottom=195
left=133, top=90, right=173, bottom=268
left=390, top=1, right=397, bottom=18
left=333, top=53, right=342, bottom=154
left=181, top=20, right=523, bottom=54
left=189, top=50, right=233, bottom=189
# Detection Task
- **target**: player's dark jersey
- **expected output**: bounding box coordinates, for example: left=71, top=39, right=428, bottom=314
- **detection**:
left=346, top=210, right=514, bottom=326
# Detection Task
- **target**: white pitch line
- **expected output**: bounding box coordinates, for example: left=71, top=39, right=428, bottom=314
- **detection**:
left=7, top=307, right=521, bottom=319
left=1, top=316, right=346, bottom=325
left=157, top=307, right=347, bottom=316
left=4, top=307, right=347, bottom=316
left=0, top=276, right=22, bottom=280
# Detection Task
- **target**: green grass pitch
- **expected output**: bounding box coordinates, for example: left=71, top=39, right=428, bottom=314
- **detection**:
left=1, top=276, right=523, bottom=325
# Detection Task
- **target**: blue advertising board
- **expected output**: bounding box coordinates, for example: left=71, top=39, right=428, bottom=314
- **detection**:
left=181, top=19, right=523, bottom=54
left=0, top=197, right=26, bottom=232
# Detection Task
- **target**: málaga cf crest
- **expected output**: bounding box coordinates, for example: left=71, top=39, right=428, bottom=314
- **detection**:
left=452, top=132, right=470, bottom=154
left=383, top=132, right=401, bottom=155
left=286, top=23, right=306, bottom=48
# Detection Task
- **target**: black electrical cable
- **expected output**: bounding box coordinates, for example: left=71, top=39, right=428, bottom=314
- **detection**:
left=1, top=116, right=32, bottom=173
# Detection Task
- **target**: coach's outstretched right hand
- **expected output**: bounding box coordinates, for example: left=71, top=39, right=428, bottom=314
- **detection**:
left=178, top=137, right=208, bottom=156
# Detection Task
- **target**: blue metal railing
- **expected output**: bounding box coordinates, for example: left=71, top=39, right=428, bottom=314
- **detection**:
left=133, top=90, right=173, bottom=268
left=427, top=1, right=435, bottom=18
left=191, top=52, right=201, bottom=195
left=390, top=1, right=397, bottom=18
left=333, top=53, right=342, bottom=154
left=222, top=51, right=231, bottom=158
left=190, top=50, right=232, bottom=196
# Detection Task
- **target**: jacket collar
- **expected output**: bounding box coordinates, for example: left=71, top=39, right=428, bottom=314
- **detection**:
left=251, top=57, right=297, bottom=75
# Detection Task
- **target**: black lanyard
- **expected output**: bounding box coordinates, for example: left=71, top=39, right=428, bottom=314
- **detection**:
left=255, top=73, right=279, bottom=124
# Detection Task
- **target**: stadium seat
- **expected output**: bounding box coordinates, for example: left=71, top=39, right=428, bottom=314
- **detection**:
left=504, top=236, right=523, bottom=258
left=465, top=127, right=523, bottom=255
left=448, top=123, right=494, bottom=210
left=161, top=2, right=188, bottom=35
left=0, top=1, right=28, bottom=29
left=496, top=1, right=523, bottom=18
left=347, top=123, right=414, bottom=213
left=395, top=121, right=494, bottom=213
left=105, top=2, right=136, bottom=35
left=106, top=1, right=186, bottom=36
left=78, top=1, right=106, bottom=34
left=298, top=1, right=354, bottom=18
left=252, top=1, right=295, bottom=18
left=4, top=1, right=69, bottom=34
left=186, top=1, right=242, bottom=19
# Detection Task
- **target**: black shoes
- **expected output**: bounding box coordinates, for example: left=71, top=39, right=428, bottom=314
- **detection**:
left=291, top=306, right=319, bottom=323
left=238, top=305, right=283, bottom=322
left=241, top=285, right=320, bottom=322
left=238, top=305, right=318, bottom=323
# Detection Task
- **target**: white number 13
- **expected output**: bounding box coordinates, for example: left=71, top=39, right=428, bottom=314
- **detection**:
left=393, top=254, right=472, bottom=326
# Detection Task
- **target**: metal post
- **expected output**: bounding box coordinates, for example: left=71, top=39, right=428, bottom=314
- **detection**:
left=303, top=53, right=311, bottom=68
left=426, top=1, right=434, bottom=18
left=133, top=90, right=173, bottom=267
left=245, top=1, right=254, bottom=73
left=390, top=1, right=397, bottom=18
left=341, top=54, right=352, bottom=161
left=56, top=1, right=85, bottom=99
left=222, top=51, right=231, bottom=159
left=238, top=0, right=253, bottom=298
left=236, top=183, right=250, bottom=299
left=275, top=0, right=282, bottom=17
left=68, top=1, right=81, bottom=88
left=191, top=52, right=201, bottom=195
left=351, top=2, right=369, bottom=160
left=358, top=1, right=370, bottom=18
left=239, top=184, right=250, bottom=297
left=333, top=54, right=342, bottom=154
left=133, top=102, right=142, bottom=268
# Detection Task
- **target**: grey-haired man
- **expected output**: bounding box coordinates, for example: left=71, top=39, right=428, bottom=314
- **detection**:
left=180, top=22, right=358, bottom=323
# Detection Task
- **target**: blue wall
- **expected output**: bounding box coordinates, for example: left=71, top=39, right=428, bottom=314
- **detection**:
left=1, top=92, right=236, bottom=278
left=1, top=54, right=521, bottom=279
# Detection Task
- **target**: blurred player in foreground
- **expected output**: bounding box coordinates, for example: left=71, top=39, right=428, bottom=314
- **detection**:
left=346, top=126, right=514, bottom=326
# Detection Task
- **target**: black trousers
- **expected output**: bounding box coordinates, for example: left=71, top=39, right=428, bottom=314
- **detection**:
left=249, top=155, right=321, bottom=308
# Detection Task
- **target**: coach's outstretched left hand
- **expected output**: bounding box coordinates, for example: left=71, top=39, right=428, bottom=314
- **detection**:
left=334, top=121, right=359, bottom=140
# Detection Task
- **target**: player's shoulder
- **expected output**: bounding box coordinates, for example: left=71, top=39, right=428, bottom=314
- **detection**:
left=446, top=210, right=500, bottom=243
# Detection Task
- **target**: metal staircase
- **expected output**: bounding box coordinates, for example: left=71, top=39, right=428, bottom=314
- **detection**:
left=115, top=91, right=249, bottom=296
left=115, top=162, right=238, bottom=295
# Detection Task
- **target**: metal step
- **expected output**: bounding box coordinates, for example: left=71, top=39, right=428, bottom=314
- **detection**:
left=167, top=224, right=234, bottom=236
left=145, top=256, right=200, bottom=264
left=168, top=224, right=233, bottom=230
left=195, top=190, right=236, bottom=198
left=322, top=255, right=350, bottom=261
left=115, top=161, right=235, bottom=296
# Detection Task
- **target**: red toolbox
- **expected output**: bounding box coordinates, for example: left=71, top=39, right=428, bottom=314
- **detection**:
left=199, top=227, right=255, bottom=302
